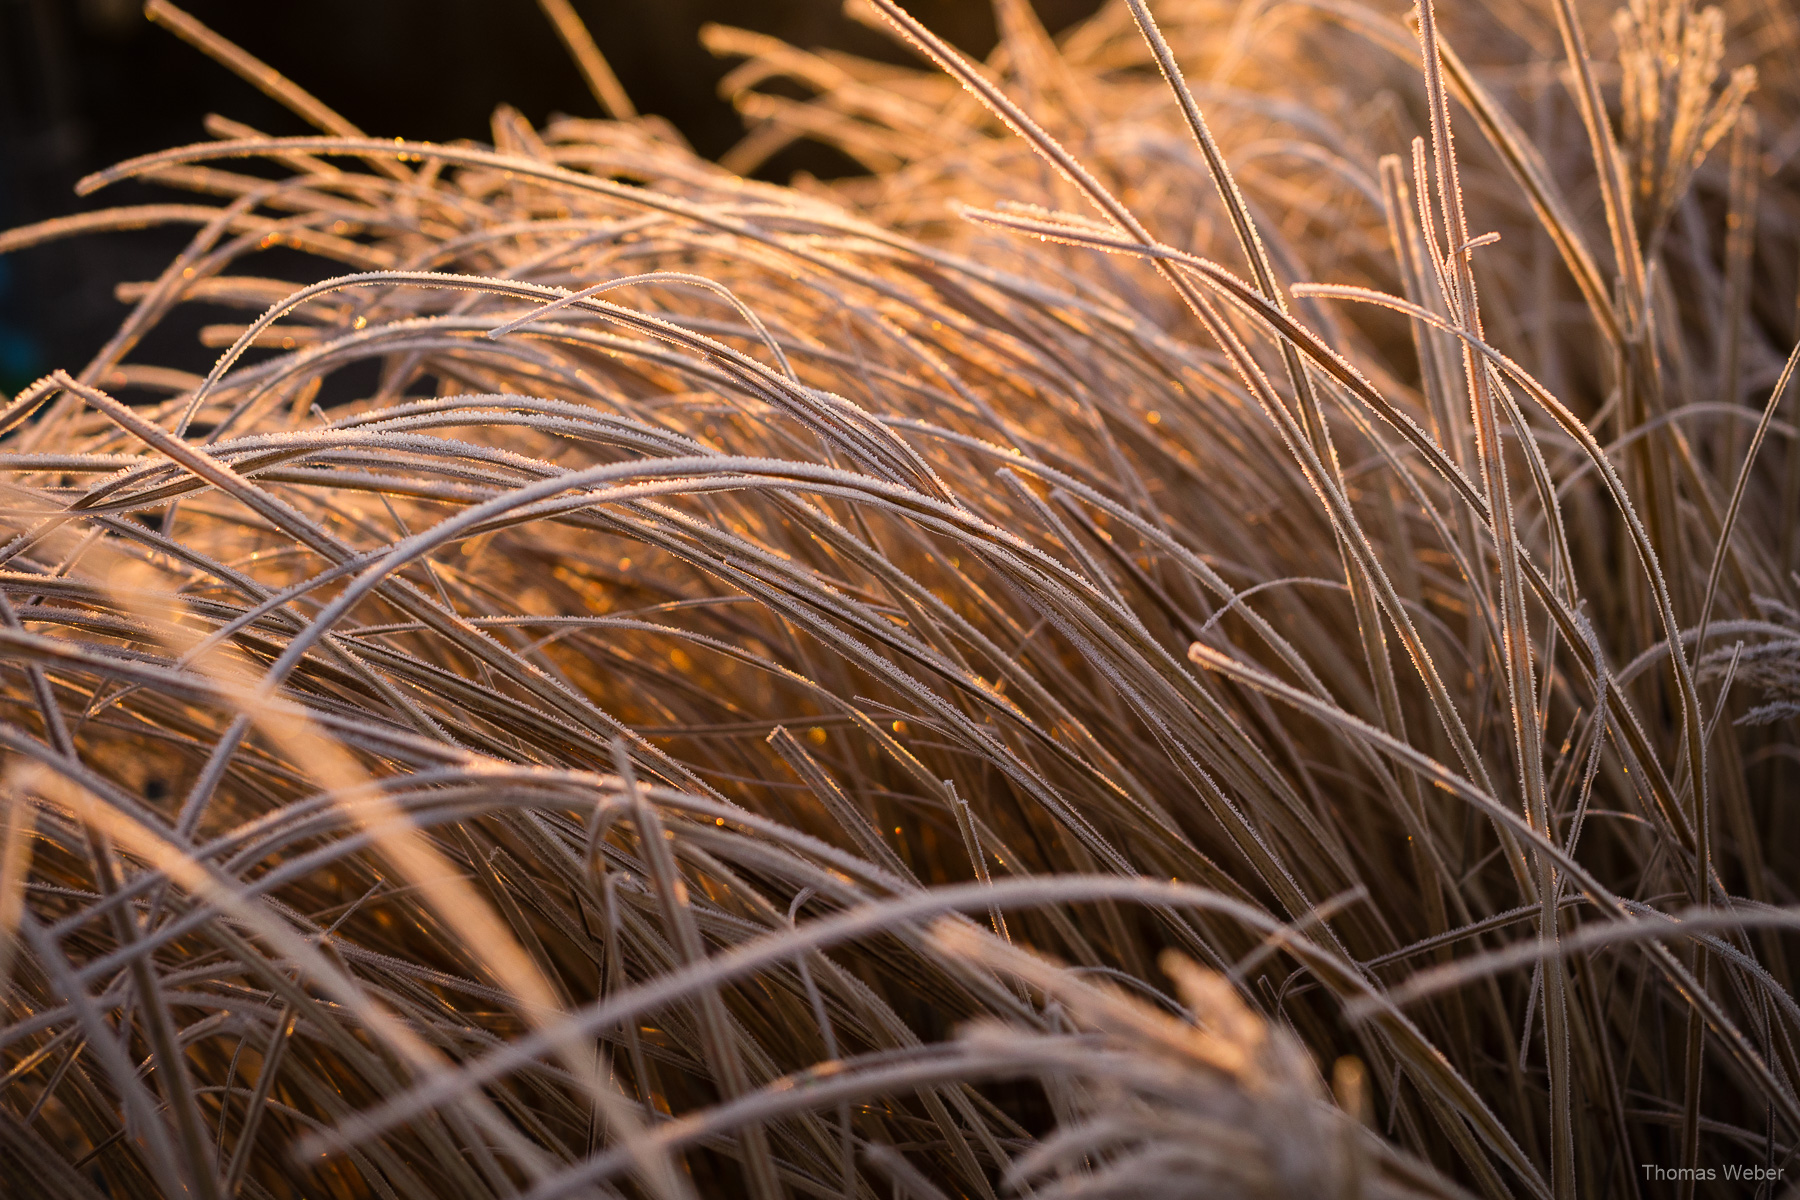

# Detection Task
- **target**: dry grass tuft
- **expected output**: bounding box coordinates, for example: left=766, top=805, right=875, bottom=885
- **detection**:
left=2, top=0, right=1799, bottom=1196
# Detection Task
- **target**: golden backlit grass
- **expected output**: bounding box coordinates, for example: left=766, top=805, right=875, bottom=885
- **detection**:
left=2, top=0, right=1799, bottom=1197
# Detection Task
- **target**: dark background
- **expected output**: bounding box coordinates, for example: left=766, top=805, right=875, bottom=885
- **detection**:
left=0, top=0, right=1101, bottom=395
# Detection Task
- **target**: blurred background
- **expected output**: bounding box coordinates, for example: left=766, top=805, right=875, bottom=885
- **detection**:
left=0, top=0, right=1101, bottom=395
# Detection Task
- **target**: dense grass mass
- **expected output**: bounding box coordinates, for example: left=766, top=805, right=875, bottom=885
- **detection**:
left=2, top=0, right=1799, bottom=1196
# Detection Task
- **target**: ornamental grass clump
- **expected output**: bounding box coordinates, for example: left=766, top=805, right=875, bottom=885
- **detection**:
left=1, top=0, right=1798, bottom=1196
